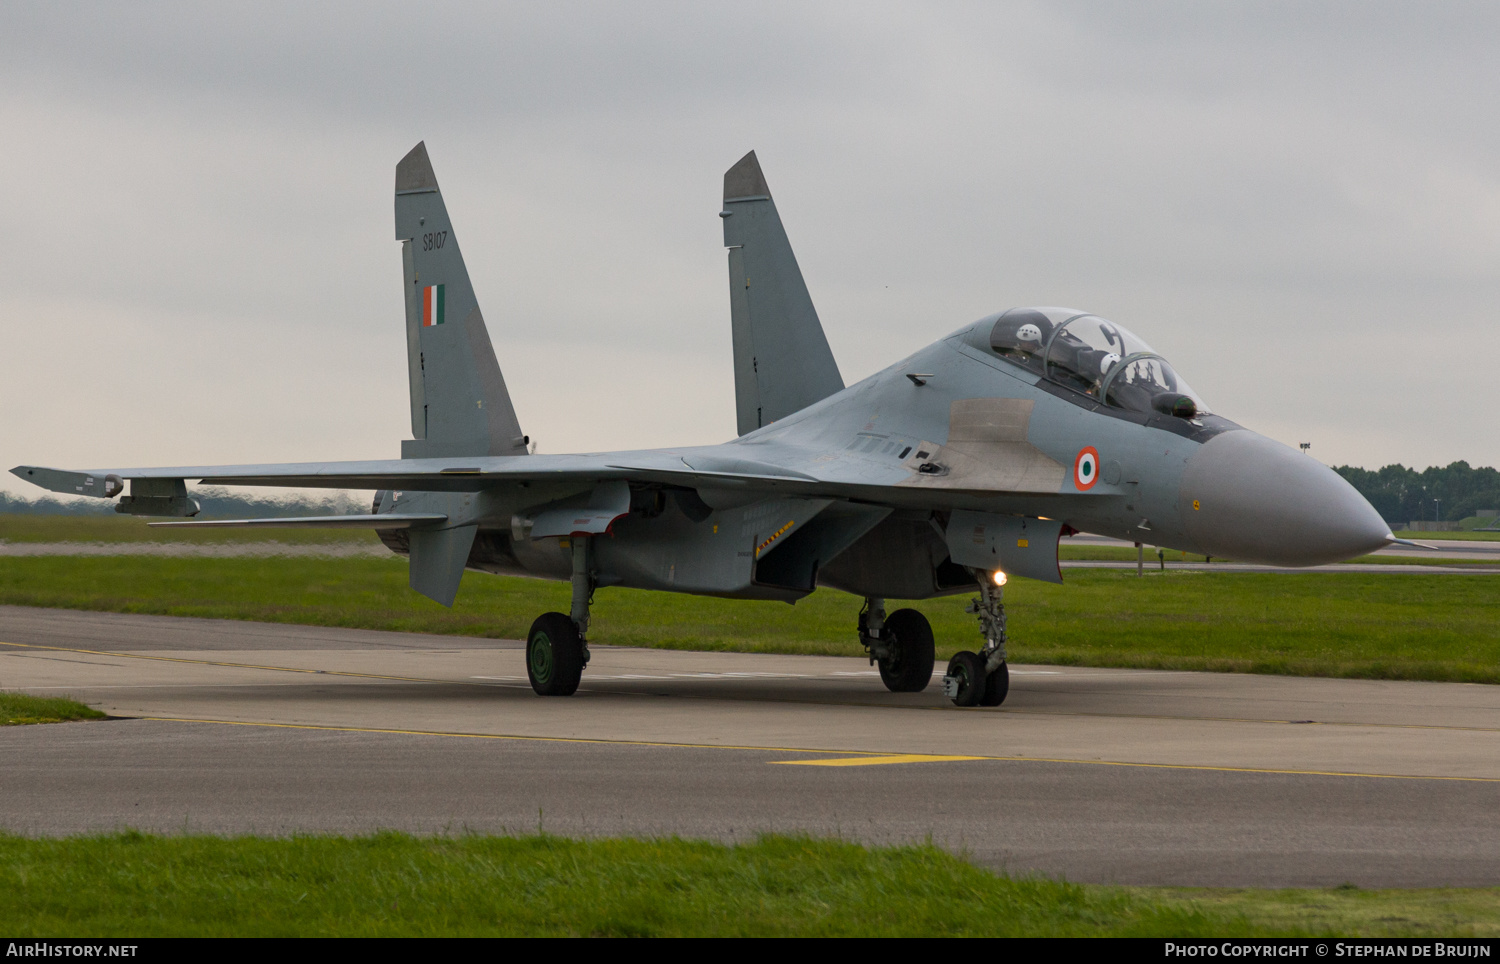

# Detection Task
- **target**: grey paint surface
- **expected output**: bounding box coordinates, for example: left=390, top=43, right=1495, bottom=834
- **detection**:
left=3, top=607, right=1500, bottom=886
left=1181, top=430, right=1391, bottom=566
left=394, top=142, right=527, bottom=461
left=407, top=523, right=477, bottom=608
left=721, top=151, right=844, bottom=435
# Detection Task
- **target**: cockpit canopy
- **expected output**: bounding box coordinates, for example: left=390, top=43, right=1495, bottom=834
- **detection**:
left=989, top=307, right=1209, bottom=417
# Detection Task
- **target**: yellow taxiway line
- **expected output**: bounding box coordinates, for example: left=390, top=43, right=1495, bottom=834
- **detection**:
left=132, top=716, right=1500, bottom=782
left=771, top=754, right=988, bottom=767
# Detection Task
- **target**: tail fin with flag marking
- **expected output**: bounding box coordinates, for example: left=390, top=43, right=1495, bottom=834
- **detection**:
left=394, top=142, right=528, bottom=459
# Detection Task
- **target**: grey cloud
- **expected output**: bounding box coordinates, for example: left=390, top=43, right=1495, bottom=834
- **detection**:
left=1, top=2, right=1496, bottom=494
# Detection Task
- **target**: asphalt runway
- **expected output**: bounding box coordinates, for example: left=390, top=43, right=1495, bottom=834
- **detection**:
left=2, top=605, right=1498, bottom=887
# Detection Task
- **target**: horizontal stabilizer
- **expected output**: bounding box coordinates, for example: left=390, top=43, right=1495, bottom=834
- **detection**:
left=148, top=514, right=448, bottom=530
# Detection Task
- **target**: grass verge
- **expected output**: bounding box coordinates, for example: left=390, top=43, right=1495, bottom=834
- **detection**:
left=0, top=514, right=377, bottom=544
left=1058, top=545, right=1500, bottom=566
left=2, top=557, right=1498, bottom=683
left=0, top=832, right=1494, bottom=937
left=1151, top=885, right=1500, bottom=939
left=1392, top=530, right=1500, bottom=541
left=0, top=692, right=106, bottom=725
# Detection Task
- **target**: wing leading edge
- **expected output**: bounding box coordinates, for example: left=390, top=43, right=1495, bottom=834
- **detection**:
left=10, top=451, right=818, bottom=499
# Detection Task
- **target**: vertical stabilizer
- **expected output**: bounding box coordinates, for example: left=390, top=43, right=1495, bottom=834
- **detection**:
left=395, top=142, right=528, bottom=459
left=721, top=151, right=844, bottom=436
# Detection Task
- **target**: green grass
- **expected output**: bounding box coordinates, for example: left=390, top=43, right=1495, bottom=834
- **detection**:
left=2, top=556, right=1498, bottom=684
left=0, top=692, right=106, bottom=725
left=0, top=514, right=377, bottom=544
left=4, top=831, right=1497, bottom=937
left=1150, top=885, right=1500, bottom=938
left=1061, top=545, right=1203, bottom=562
left=1059, top=545, right=1500, bottom=566
left=0, top=833, right=1215, bottom=937
left=1393, top=529, right=1500, bottom=541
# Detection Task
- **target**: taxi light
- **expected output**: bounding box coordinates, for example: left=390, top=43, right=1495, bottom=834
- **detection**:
left=991, top=570, right=1008, bottom=587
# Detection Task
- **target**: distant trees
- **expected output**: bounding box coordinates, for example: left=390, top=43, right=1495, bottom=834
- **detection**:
left=0, top=487, right=368, bottom=519
left=1333, top=462, right=1500, bottom=525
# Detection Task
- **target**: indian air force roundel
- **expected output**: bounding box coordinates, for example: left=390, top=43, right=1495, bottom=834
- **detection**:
left=1074, top=446, right=1100, bottom=490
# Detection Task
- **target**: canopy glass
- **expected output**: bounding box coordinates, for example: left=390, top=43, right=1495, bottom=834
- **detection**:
left=988, top=307, right=1209, bottom=415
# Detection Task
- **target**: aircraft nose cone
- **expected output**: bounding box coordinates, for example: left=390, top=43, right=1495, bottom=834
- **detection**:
left=1180, top=431, right=1391, bottom=567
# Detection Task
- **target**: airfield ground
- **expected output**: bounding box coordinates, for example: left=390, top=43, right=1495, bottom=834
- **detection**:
left=1, top=521, right=1497, bottom=935
left=1, top=552, right=1496, bottom=683
left=2, top=605, right=1497, bottom=888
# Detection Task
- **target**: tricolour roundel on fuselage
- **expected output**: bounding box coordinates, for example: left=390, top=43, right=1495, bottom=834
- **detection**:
left=1074, top=446, right=1100, bottom=491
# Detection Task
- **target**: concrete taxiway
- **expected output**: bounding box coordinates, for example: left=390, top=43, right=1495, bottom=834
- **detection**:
left=2, top=605, right=1497, bottom=887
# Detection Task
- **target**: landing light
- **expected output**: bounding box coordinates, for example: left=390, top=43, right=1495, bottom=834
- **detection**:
left=991, top=570, right=1008, bottom=587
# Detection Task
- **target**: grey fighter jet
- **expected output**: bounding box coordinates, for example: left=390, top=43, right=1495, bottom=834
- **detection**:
left=14, top=144, right=1399, bottom=706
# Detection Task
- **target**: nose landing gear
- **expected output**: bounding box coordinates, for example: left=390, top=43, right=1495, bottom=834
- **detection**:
left=942, top=573, right=1009, bottom=707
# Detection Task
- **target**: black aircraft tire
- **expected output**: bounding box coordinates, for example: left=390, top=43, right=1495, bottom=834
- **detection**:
left=979, top=661, right=1009, bottom=706
left=946, top=651, right=986, bottom=707
left=526, top=612, right=584, bottom=697
left=877, top=609, right=935, bottom=693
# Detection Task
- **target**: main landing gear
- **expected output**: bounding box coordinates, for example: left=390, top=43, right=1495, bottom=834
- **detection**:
left=942, top=572, right=1010, bottom=707
left=526, top=536, right=595, bottom=696
left=860, top=597, right=936, bottom=692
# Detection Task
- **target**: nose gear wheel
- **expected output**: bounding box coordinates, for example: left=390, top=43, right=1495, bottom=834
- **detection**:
left=943, top=651, right=986, bottom=707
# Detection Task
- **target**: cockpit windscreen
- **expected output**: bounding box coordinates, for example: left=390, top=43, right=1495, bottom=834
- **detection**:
left=989, top=307, right=1209, bottom=415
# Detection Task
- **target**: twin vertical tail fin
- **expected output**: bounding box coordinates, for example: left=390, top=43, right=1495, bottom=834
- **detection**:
left=721, top=151, right=844, bottom=436
left=394, top=142, right=524, bottom=608
left=394, top=142, right=528, bottom=459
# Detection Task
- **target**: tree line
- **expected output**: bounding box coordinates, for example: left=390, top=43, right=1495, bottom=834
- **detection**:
left=1333, top=462, right=1500, bottom=525
left=0, top=487, right=368, bottom=519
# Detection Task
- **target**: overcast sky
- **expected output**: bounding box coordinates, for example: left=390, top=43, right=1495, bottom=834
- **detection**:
left=4, top=1, right=1497, bottom=500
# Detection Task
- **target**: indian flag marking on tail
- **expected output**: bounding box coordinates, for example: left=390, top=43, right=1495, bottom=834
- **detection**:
left=422, top=284, right=446, bottom=327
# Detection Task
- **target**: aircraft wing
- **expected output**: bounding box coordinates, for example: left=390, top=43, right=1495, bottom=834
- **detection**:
left=11, top=451, right=819, bottom=497
left=12, top=442, right=1089, bottom=514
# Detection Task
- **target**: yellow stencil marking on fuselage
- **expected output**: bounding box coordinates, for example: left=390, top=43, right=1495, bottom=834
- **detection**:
left=755, top=520, right=796, bottom=557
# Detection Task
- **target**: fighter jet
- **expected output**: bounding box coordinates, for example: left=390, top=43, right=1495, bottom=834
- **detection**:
left=13, top=144, right=1399, bottom=706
